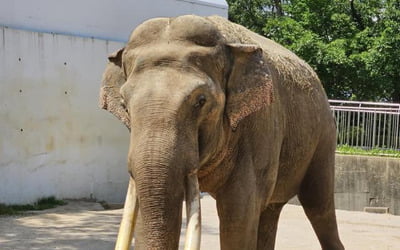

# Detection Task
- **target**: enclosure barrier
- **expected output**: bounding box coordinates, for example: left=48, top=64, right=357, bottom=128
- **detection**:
left=329, top=100, right=400, bottom=151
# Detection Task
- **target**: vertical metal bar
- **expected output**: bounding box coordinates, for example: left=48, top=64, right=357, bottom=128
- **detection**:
left=393, top=113, right=396, bottom=149
left=336, top=109, right=340, bottom=145
left=383, top=113, right=387, bottom=148
left=372, top=112, right=377, bottom=148
left=335, top=110, right=340, bottom=145
left=395, top=113, right=399, bottom=150
left=336, top=110, right=340, bottom=145
left=366, top=112, right=369, bottom=149
left=369, top=112, right=372, bottom=149
left=357, top=110, right=360, bottom=147
left=365, top=112, right=369, bottom=149
left=341, top=110, right=345, bottom=145
left=392, top=113, right=395, bottom=149
left=366, top=113, right=371, bottom=149
left=340, top=110, right=343, bottom=146
left=346, top=111, right=350, bottom=145
left=377, top=113, right=381, bottom=149
left=392, top=113, right=397, bottom=149
left=388, top=114, right=392, bottom=149
left=367, top=112, right=372, bottom=149
left=392, top=113, right=396, bottom=149
left=351, top=110, right=355, bottom=146
left=361, top=112, right=365, bottom=148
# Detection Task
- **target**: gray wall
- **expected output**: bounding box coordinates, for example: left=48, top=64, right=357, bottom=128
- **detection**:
left=335, top=154, right=400, bottom=215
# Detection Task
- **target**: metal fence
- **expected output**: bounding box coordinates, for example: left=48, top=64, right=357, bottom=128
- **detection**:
left=330, top=100, right=400, bottom=150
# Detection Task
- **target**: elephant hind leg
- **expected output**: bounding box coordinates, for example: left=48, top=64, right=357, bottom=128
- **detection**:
left=298, top=142, right=344, bottom=250
left=256, top=202, right=285, bottom=250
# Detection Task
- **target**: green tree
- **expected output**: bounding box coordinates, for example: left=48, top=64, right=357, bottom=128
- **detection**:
left=226, top=0, right=400, bottom=102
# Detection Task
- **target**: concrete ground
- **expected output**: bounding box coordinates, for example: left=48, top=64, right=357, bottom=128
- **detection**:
left=0, top=195, right=399, bottom=250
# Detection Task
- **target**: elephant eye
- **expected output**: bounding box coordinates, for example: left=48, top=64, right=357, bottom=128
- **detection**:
left=194, top=95, right=206, bottom=108
left=121, top=98, right=128, bottom=112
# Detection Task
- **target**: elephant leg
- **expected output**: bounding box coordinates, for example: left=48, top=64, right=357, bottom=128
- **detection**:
left=298, top=142, right=344, bottom=250
left=256, top=202, right=285, bottom=250
left=216, top=165, right=260, bottom=250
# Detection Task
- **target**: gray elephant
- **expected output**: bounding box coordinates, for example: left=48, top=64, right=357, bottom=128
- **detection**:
left=100, top=15, right=344, bottom=250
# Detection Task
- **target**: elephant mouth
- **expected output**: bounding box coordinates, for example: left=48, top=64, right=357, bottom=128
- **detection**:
left=114, top=174, right=202, bottom=250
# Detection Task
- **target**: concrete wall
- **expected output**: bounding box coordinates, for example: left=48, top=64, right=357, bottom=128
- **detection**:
left=0, top=0, right=228, bottom=42
left=289, top=154, right=400, bottom=215
left=0, top=1, right=228, bottom=204
left=0, top=27, right=129, bottom=204
left=335, top=154, right=400, bottom=215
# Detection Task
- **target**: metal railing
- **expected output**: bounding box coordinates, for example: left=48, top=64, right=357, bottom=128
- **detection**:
left=330, top=100, right=400, bottom=150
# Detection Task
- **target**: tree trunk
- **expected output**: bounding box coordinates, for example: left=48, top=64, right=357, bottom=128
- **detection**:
left=273, top=0, right=284, bottom=17
left=350, top=0, right=364, bottom=30
left=392, top=88, right=400, bottom=103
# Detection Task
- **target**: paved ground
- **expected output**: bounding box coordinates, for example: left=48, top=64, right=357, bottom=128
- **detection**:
left=0, top=195, right=399, bottom=249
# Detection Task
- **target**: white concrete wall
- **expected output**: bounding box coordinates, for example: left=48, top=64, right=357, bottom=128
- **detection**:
left=0, top=0, right=228, bottom=42
left=0, top=1, right=228, bottom=204
left=0, top=27, right=128, bottom=204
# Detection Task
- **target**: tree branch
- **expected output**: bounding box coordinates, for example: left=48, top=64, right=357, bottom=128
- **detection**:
left=350, top=0, right=365, bottom=30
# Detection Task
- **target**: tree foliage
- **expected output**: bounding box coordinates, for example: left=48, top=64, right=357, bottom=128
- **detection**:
left=227, top=0, right=400, bottom=102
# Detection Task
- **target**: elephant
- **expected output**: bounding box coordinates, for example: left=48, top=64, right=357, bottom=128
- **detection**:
left=99, top=15, right=344, bottom=250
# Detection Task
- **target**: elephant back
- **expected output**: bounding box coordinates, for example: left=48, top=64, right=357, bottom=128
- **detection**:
left=207, top=16, right=321, bottom=92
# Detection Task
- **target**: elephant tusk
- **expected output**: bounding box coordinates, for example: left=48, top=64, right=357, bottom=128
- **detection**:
left=115, top=177, right=139, bottom=250
left=184, top=174, right=201, bottom=250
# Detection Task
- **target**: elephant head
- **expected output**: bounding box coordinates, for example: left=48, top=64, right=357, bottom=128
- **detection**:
left=100, top=15, right=273, bottom=250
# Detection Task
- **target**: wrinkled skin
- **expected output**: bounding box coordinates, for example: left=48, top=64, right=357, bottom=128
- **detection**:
left=100, top=15, right=344, bottom=250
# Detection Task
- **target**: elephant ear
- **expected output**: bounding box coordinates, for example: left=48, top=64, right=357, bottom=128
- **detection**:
left=225, top=44, right=274, bottom=131
left=99, top=48, right=131, bottom=130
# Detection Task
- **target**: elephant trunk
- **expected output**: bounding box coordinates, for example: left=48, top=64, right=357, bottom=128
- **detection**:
left=133, top=131, right=184, bottom=250
left=118, top=124, right=199, bottom=250
left=115, top=176, right=201, bottom=250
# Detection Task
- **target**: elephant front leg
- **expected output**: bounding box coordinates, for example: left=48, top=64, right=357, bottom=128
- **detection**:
left=216, top=166, right=261, bottom=250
